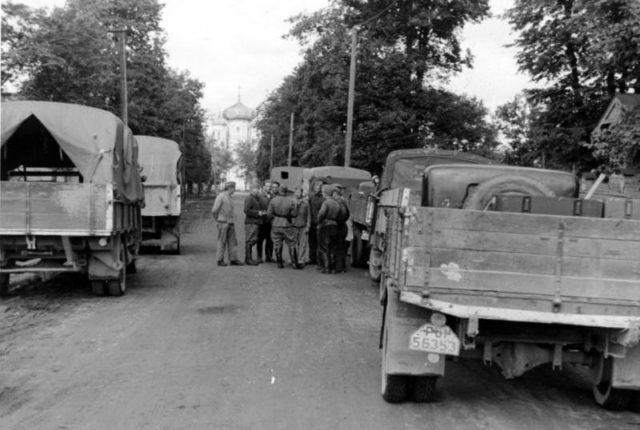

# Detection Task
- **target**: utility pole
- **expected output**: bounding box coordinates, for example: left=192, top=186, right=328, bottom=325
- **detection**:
left=113, top=28, right=128, bottom=126
left=270, top=135, right=274, bottom=172
left=288, top=112, right=294, bottom=167
left=344, top=28, right=357, bottom=167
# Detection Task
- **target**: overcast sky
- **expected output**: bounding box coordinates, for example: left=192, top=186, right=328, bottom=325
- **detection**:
left=15, top=0, right=533, bottom=117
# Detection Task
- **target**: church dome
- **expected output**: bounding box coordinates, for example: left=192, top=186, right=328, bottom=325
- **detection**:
left=223, top=99, right=255, bottom=121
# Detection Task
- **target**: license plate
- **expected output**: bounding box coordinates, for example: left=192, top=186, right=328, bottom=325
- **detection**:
left=409, top=323, right=460, bottom=356
left=361, top=231, right=369, bottom=241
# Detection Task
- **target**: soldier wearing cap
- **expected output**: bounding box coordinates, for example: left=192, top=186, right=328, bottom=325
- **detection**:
left=308, top=180, right=325, bottom=268
left=267, top=185, right=302, bottom=269
left=211, top=181, right=243, bottom=266
left=292, top=187, right=310, bottom=267
left=258, top=181, right=273, bottom=263
left=332, top=185, right=350, bottom=273
left=243, top=182, right=264, bottom=265
left=317, top=184, right=340, bottom=273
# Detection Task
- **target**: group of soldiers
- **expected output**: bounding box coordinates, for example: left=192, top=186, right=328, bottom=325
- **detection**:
left=211, top=180, right=350, bottom=273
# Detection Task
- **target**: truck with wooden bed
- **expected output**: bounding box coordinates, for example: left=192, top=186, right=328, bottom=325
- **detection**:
left=0, top=101, right=144, bottom=297
left=363, top=149, right=640, bottom=411
left=136, top=135, right=182, bottom=253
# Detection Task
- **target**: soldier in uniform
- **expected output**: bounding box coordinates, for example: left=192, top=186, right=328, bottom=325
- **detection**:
left=243, top=182, right=264, bottom=265
left=211, top=181, right=244, bottom=266
left=292, top=187, right=310, bottom=268
left=332, top=185, right=350, bottom=273
left=308, top=180, right=325, bottom=269
left=317, top=185, right=340, bottom=274
left=258, top=181, right=273, bottom=263
left=267, top=185, right=302, bottom=269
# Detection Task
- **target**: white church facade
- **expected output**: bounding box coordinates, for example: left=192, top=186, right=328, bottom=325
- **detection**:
left=209, top=97, right=258, bottom=189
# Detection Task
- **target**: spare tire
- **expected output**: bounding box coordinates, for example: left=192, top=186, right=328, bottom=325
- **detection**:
left=463, top=175, right=555, bottom=210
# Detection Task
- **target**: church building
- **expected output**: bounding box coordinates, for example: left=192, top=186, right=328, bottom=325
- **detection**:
left=209, top=96, right=258, bottom=188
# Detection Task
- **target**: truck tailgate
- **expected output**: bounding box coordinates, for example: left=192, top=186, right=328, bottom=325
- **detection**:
left=391, top=207, right=640, bottom=322
left=0, top=182, right=112, bottom=235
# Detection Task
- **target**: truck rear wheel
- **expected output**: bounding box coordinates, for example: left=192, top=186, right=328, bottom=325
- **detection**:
left=107, top=242, right=127, bottom=297
left=0, top=273, right=10, bottom=297
left=381, top=300, right=409, bottom=403
left=91, top=280, right=107, bottom=296
left=592, top=355, right=632, bottom=410
left=411, top=376, right=437, bottom=403
left=463, top=175, right=555, bottom=210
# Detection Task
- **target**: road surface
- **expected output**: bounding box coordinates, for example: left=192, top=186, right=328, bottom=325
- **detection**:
left=1, top=195, right=639, bottom=430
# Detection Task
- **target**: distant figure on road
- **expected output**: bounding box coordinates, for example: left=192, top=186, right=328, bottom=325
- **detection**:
left=293, top=187, right=310, bottom=268
left=258, top=181, right=272, bottom=263
left=308, top=180, right=325, bottom=268
left=332, top=185, right=350, bottom=273
left=211, top=181, right=244, bottom=267
left=243, top=183, right=264, bottom=266
left=317, top=185, right=340, bottom=274
left=267, top=185, right=301, bottom=269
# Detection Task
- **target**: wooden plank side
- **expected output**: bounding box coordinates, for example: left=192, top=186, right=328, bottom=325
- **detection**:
left=408, top=207, right=640, bottom=241
left=0, top=182, right=28, bottom=230
left=1, top=182, right=109, bottom=233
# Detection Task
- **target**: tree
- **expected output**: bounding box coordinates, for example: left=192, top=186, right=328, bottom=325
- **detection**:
left=1, top=0, right=211, bottom=188
left=501, top=0, right=640, bottom=171
left=256, top=3, right=498, bottom=177
left=234, top=140, right=257, bottom=185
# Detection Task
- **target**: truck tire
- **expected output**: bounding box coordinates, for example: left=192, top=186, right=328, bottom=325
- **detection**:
left=0, top=273, right=10, bottom=297
left=91, top=280, right=107, bottom=296
left=463, top=175, right=555, bottom=210
left=630, top=391, right=640, bottom=413
left=411, top=376, right=437, bottom=403
left=592, top=355, right=632, bottom=410
left=381, top=300, right=409, bottom=403
left=107, top=242, right=127, bottom=297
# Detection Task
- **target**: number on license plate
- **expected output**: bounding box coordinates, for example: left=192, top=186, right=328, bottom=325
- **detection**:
left=409, top=323, right=460, bottom=356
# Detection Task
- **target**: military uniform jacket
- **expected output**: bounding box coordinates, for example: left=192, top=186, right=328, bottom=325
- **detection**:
left=336, top=199, right=350, bottom=224
left=211, top=191, right=234, bottom=223
left=268, top=195, right=297, bottom=228
left=293, top=199, right=309, bottom=228
left=244, top=193, right=263, bottom=225
left=309, top=192, right=325, bottom=226
left=317, top=198, right=340, bottom=227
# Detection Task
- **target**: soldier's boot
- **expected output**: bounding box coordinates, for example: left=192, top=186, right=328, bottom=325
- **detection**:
left=256, top=246, right=263, bottom=264
left=328, top=254, right=336, bottom=274
left=289, top=248, right=302, bottom=269
left=245, top=244, right=258, bottom=266
left=276, top=249, right=284, bottom=269
left=319, top=254, right=328, bottom=274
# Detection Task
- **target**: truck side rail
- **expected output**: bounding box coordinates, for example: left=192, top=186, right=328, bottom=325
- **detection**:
left=386, top=205, right=640, bottom=327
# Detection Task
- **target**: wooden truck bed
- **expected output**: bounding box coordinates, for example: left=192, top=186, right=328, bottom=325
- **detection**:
left=0, top=182, right=139, bottom=236
left=387, top=206, right=640, bottom=328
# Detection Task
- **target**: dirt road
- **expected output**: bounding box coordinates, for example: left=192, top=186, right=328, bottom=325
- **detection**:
left=1, top=196, right=638, bottom=430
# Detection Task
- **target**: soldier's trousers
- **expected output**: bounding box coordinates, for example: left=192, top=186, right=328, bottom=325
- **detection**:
left=318, top=225, right=337, bottom=270
left=335, top=223, right=348, bottom=272
left=294, top=227, right=308, bottom=264
left=271, top=226, right=297, bottom=256
left=259, top=222, right=272, bottom=259
left=308, top=223, right=318, bottom=264
left=216, top=222, right=238, bottom=263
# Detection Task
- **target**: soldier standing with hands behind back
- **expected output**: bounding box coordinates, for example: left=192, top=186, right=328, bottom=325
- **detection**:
left=317, top=185, right=340, bottom=274
left=267, top=185, right=302, bottom=269
left=308, top=180, right=325, bottom=269
left=243, top=182, right=264, bottom=266
left=211, top=181, right=244, bottom=267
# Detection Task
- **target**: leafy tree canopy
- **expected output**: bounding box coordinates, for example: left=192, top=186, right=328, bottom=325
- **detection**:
left=499, top=0, right=640, bottom=171
left=1, top=0, right=211, bottom=185
left=256, top=1, right=498, bottom=178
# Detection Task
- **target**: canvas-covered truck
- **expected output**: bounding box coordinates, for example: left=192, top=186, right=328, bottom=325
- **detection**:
left=374, top=156, right=640, bottom=411
left=0, top=101, right=144, bottom=297
left=136, top=135, right=182, bottom=253
left=350, top=149, right=495, bottom=271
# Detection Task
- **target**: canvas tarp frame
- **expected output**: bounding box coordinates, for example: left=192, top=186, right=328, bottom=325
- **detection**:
left=1, top=101, right=144, bottom=204
left=136, top=135, right=182, bottom=186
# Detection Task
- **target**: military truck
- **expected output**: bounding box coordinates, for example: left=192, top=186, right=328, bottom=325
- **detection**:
left=137, top=136, right=182, bottom=253
left=0, top=101, right=144, bottom=296
left=371, top=151, right=640, bottom=411
left=350, top=149, right=495, bottom=272
left=270, top=166, right=306, bottom=191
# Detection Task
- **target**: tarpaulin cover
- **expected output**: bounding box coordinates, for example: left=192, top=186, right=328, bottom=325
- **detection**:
left=1, top=101, right=144, bottom=203
left=303, top=166, right=371, bottom=197
left=136, top=135, right=182, bottom=186
left=381, top=148, right=495, bottom=190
